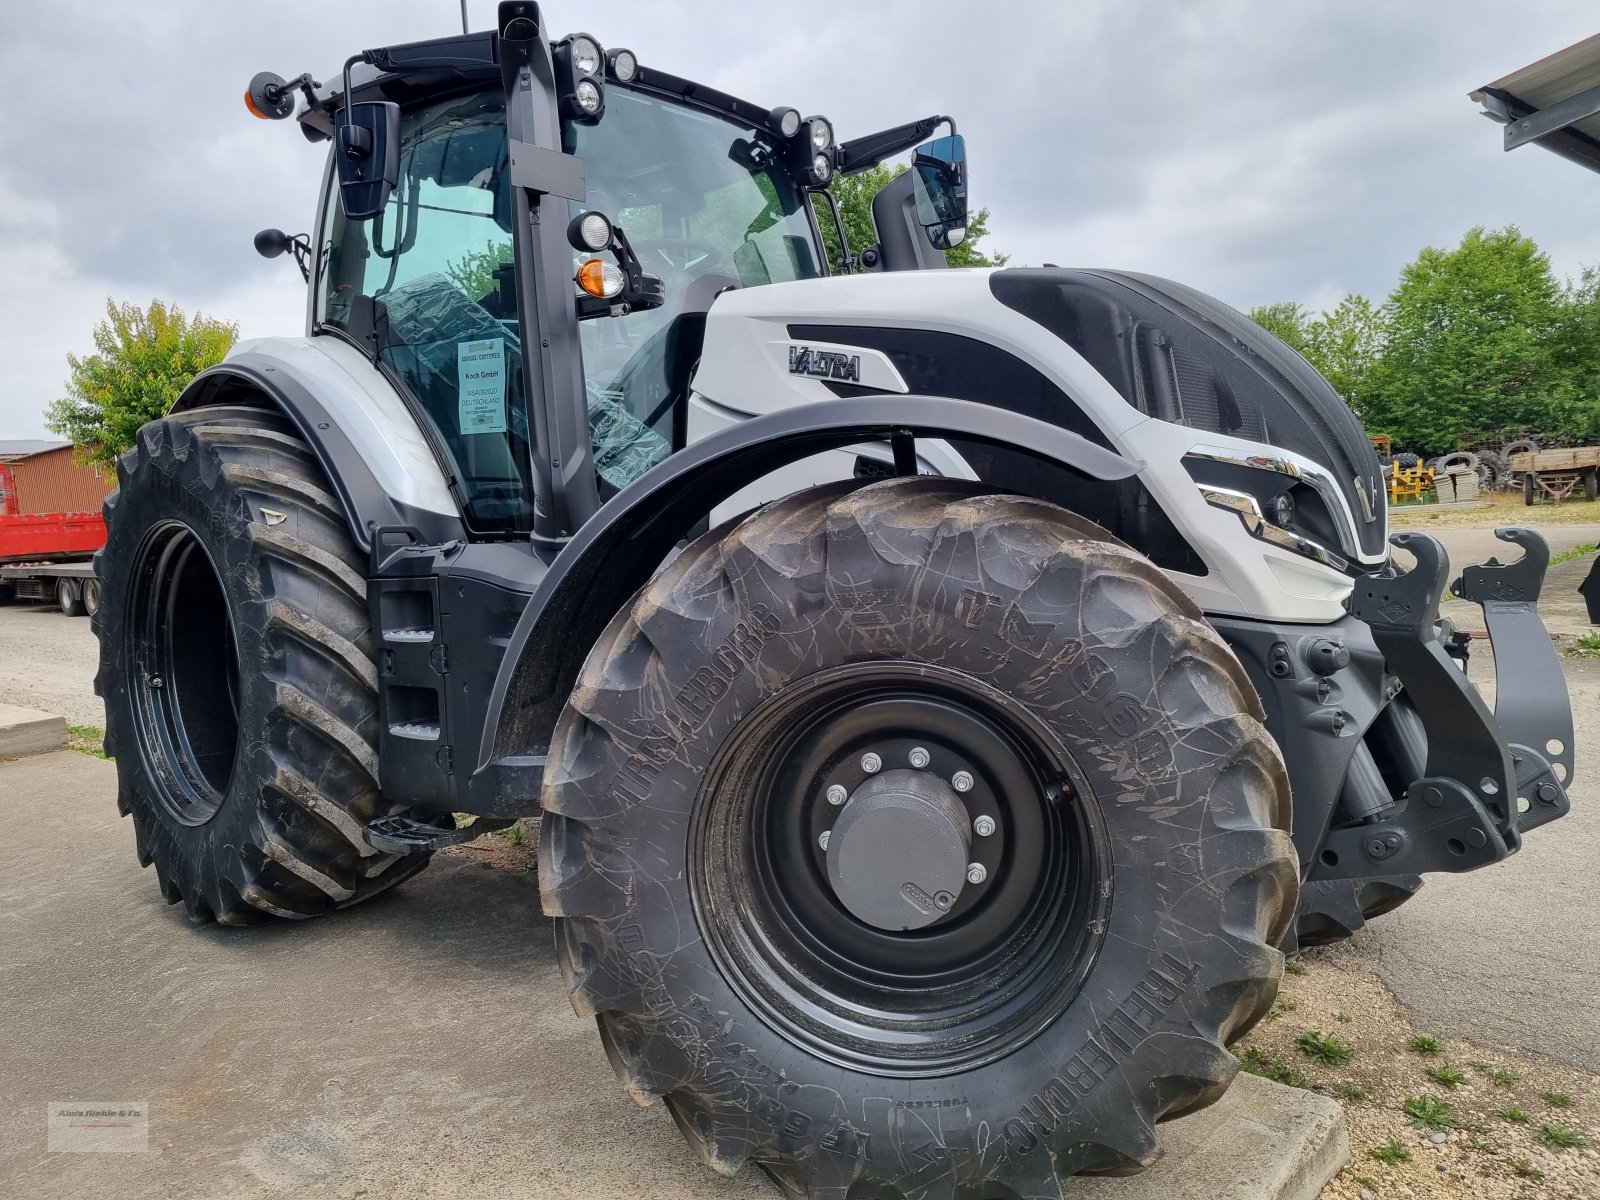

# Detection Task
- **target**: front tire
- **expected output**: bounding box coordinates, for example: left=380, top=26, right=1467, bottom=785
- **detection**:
left=541, top=479, right=1296, bottom=1195
left=95, top=405, right=432, bottom=924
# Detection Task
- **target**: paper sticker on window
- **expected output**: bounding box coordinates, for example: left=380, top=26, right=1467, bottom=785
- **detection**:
left=458, top=338, right=507, bottom=435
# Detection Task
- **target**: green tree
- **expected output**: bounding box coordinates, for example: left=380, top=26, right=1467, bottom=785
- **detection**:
left=46, top=300, right=238, bottom=469
left=1304, top=293, right=1385, bottom=412
left=1248, top=302, right=1313, bottom=356
left=814, top=163, right=1008, bottom=270
left=1365, top=226, right=1571, bottom=453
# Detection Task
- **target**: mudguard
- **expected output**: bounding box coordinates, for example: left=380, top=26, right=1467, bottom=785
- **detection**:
left=474, top=394, right=1141, bottom=778
left=171, top=336, right=465, bottom=551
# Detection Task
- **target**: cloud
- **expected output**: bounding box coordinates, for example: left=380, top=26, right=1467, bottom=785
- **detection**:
left=2, top=0, right=1598, bottom=439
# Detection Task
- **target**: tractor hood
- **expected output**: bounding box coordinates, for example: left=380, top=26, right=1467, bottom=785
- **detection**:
left=693, top=268, right=1387, bottom=567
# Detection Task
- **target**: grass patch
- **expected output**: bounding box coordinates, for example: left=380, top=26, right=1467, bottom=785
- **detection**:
left=1540, top=1090, right=1576, bottom=1110
left=1508, top=1157, right=1545, bottom=1181
left=1238, top=1046, right=1304, bottom=1087
left=1426, top=1062, right=1469, bottom=1090
left=66, top=724, right=108, bottom=759
left=1551, top=541, right=1598, bottom=565
left=1567, top=631, right=1600, bottom=659
left=491, top=822, right=526, bottom=846
left=1368, top=1139, right=1412, bottom=1166
left=1539, top=1123, right=1590, bottom=1150
left=1403, top=1093, right=1455, bottom=1131
left=1409, top=1034, right=1442, bottom=1056
left=1284, top=959, right=1307, bottom=975
left=1296, top=1030, right=1355, bottom=1067
left=1331, top=1081, right=1373, bottom=1104
left=1470, top=1062, right=1519, bottom=1086
left=1498, top=1107, right=1531, bottom=1124
left=1467, top=1134, right=1500, bottom=1154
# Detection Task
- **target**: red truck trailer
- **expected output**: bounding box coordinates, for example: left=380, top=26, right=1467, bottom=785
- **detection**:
left=0, top=441, right=114, bottom=616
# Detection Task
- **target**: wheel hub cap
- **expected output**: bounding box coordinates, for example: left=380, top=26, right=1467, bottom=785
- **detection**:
left=825, top=769, right=972, bottom=930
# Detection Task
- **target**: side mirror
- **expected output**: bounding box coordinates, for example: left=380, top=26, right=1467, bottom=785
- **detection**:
left=910, top=134, right=969, bottom=252
left=335, top=101, right=401, bottom=220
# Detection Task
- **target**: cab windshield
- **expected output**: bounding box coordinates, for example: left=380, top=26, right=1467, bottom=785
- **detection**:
left=567, top=87, right=822, bottom=489
left=315, top=83, right=820, bottom=531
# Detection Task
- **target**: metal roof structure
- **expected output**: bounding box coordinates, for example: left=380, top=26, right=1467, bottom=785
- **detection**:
left=0, top=440, right=71, bottom=461
left=1471, top=33, right=1600, bottom=174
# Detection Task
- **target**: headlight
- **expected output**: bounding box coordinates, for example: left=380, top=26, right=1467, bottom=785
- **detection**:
left=770, top=106, right=801, bottom=139
left=812, top=153, right=833, bottom=183
left=807, top=116, right=832, bottom=150
left=609, top=48, right=638, bottom=82
left=574, top=79, right=602, bottom=114
left=569, top=35, right=603, bottom=76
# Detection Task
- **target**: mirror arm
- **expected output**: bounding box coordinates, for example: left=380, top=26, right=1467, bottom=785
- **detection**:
left=836, top=114, right=955, bottom=175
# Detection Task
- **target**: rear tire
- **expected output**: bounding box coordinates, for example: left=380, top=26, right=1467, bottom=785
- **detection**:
left=57, top=577, right=85, bottom=617
left=541, top=479, right=1296, bottom=1195
left=81, top=577, right=101, bottom=618
left=1525, top=473, right=1536, bottom=506
left=94, top=405, right=433, bottom=924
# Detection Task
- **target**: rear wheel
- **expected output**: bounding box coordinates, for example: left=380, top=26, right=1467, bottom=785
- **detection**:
left=81, top=577, right=101, bottom=618
left=57, top=577, right=85, bottom=616
left=95, top=405, right=433, bottom=924
left=1525, top=473, right=1536, bottom=506
left=541, top=479, right=1296, bottom=1195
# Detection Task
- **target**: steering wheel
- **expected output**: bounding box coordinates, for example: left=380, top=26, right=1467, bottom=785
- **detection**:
left=633, top=238, right=724, bottom=275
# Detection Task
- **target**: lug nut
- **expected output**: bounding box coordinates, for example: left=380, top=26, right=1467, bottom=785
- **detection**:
left=966, top=862, right=987, bottom=885
left=908, top=746, right=931, bottom=769
left=860, top=752, right=882, bottom=774
left=825, top=784, right=848, bottom=806
left=951, top=770, right=974, bottom=793
left=973, top=815, right=996, bottom=837
left=819, top=830, right=831, bottom=850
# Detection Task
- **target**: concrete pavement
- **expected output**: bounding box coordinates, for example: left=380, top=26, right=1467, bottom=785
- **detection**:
left=0, top=749, right=1344, bottom=1200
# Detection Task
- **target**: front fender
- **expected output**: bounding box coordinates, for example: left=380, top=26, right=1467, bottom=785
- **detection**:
left=476, top=394, right=1141, bottom=775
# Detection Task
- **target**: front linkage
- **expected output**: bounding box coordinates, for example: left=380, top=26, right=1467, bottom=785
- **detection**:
left=1225, top=526, right=1572, bottom=901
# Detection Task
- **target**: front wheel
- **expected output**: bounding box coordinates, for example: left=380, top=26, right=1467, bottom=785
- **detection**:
left=541, top=479, right=1297, bottom=1195
left=95, top=405, right=433, bottom=923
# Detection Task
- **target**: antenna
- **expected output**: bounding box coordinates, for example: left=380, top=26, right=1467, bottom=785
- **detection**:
left=459, top=0, right=469, bottom=34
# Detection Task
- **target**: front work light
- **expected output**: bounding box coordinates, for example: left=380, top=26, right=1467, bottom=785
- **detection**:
left=568, top=211, right=613, bottom=252
left=770, top=106, right=802, bottom=139
left=608, top=48, right=638, bottom=82
left=556, top=34, right=606, bottom=123
left=807, top=117, right=833, bottom=151
left=577, top=258, right=626, bottom=299
left=569, top=35, right=603, bottom=76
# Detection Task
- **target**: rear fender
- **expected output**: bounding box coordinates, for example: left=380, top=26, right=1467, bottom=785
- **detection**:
left=476, top=394, right=1140, bottom=775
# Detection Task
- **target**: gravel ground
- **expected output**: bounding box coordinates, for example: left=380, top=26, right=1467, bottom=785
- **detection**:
left=0, top=600, right=102, bottom=726
left=1237, top=955, right=1600, bottom=1200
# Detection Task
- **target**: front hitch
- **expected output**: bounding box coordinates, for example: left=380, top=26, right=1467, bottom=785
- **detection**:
left=1315, top=531, right=1518, bottom=881
left=1452, top=528, right=1574, bottom=832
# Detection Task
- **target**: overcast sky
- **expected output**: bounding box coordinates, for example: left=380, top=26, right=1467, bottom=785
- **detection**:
left=2, top=0, right=1598, bottom=439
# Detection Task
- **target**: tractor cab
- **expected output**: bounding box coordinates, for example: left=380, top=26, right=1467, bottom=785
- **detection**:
left=249, top=4, right=966, bottom=540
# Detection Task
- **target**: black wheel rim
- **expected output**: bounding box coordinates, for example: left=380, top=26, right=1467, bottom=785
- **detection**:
left=690, top=661, right=1109, bottom=1076
left=126, top=522, right=242, bottom=825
